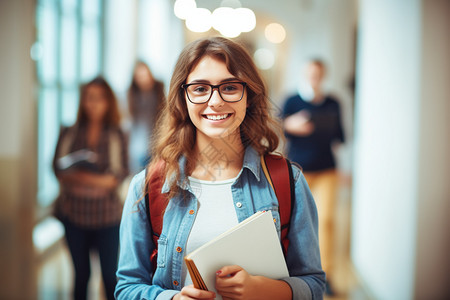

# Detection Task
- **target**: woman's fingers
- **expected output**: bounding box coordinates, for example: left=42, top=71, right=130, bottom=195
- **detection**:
left=216, top=265, right=243, bottom=277
left=177, top=284, right=216, bottom=299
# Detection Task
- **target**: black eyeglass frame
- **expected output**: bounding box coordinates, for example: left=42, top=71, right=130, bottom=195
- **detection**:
left=181, top=82, right=247, bottom=104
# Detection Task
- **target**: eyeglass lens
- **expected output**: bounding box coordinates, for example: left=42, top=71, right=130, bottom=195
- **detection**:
left=186, top=82, right=244, bottom=103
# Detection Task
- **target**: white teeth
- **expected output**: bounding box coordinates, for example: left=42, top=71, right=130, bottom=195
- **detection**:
left=205, top=114, right=229, bottom=120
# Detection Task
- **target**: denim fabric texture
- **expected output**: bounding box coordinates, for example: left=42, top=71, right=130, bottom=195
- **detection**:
left=115, top=147, right=325, bottom=300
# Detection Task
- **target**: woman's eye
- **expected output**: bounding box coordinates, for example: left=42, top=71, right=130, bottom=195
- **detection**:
left=192, top=86, right=209, bottom=93
left=222, top=84, right=239, bottom=93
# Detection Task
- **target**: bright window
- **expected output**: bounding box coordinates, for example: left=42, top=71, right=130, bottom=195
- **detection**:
left=35, top=0, right=103, bottom=208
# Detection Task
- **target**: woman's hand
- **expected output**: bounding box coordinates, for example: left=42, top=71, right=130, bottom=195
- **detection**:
left=215, top=265, right=292, bottom=300
left=284, top=111, right=315, bottom=137
left=172, top=285, right=216, bottom=300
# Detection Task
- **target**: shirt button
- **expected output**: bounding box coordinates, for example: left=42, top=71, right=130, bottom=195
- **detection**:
left=176, top=246, right=182, bottom=253
left=273, top=218, right=277, bottom=223
left=173, top=280, right=179, bottom=286
left=189, top=209, right=195, bottom=215
left=236, top=202, right=242, bottom=208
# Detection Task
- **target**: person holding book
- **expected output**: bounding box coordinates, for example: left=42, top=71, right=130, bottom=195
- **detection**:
left=53, top=76, right=129, bottom=300
left=115, top=37, right=325, bottom=300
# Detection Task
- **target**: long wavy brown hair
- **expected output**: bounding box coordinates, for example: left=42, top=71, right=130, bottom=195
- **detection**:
left=147, top=37, right=282, bottom=198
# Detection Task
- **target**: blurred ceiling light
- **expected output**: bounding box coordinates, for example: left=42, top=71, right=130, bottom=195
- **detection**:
left=254, top=48, right=275, bottom=70
left=219, top=25, right=241, bottom=38
left=179, top=2, right=256, bottom=37
left=265, top=23, right=286, bottom=44
left=212, top=7, right=233, bottom=32
left=236, top=8, right=256, bottom=32
left=212, top=7, right=240, bottom=37
left=174, top=0, right=197, bottom=20
left=220, top=0, right=242, bottom=8
left=185, top=8, right=212, bottom=33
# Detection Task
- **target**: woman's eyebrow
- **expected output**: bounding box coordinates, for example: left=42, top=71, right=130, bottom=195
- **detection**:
left=187, top=77, right=240, bottom=84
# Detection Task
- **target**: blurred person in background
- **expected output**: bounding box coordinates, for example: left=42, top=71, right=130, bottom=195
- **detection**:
left=282, top=59, right=345, bottom=296
left=127, top=61, right=165, bottom=174
left=53, top=76, right=129, bottom=300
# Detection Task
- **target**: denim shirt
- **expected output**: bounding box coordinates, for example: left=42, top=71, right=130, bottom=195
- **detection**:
left=115, top=147, right=325, bottom=300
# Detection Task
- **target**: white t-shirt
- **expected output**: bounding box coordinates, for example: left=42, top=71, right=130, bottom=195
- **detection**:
left=181, top=176, right=239, bottom=286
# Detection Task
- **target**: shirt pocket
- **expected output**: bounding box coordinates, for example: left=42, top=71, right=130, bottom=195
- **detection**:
left=257, top=205, right=281, bottom=236
left=157, top=235, right=168, bottom=268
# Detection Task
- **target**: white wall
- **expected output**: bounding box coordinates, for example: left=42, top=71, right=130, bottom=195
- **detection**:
left=352, top=0, right=450, bottom=299
left=0, top=0, right=37, bottom=298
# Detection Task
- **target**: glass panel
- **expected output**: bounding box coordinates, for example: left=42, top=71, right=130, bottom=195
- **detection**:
left=61, top=0, right=77, bottom=14
left=82, top=0, right=101, bottom=21
left=103, top=0, right=134, bottom=92
left=61, top=88, right=79, bottom=126
left=37, top=88, right=60, bottom=207
left=80, top=24, right=101, bottom=82
left=36, top=0, right=58, bottom=84
left=60, top=14, right=79, bottom=86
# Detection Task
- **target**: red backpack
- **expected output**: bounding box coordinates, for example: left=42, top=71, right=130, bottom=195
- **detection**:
left=144, top=154, right=295, bottom=271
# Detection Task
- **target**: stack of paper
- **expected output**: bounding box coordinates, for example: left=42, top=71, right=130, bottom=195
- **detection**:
left=57, top=149, right=98, bottom=170
left=184, top=210, right=289, bottom=299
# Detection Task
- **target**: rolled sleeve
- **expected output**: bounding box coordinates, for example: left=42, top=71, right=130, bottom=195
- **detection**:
left=282, top=277, right=312, bottom=300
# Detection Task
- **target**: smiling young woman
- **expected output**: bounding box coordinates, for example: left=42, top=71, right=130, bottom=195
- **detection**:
left=115, top=37, right=325, bottom=300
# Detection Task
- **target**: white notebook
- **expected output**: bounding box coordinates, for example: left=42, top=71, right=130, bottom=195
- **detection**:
left=184, top=210, right=289, bottom=299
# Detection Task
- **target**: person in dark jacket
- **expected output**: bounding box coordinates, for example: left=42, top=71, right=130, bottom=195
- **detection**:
left=282, top=59, right=345, bottom=296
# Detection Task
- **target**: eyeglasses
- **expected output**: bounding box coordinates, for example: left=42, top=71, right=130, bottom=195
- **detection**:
left=181, top=82, right=247, bottom=104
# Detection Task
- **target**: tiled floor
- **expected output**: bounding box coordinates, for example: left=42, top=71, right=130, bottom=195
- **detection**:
left=37, top=242, right=106, bottom=300
left=36, top=180, right=370, bottom=300
left=324, top=180, right=371, bottom=300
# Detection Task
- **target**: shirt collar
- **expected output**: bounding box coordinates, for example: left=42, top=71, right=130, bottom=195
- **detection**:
left=161, top=146, right=262, bottom=193
left=241, top=146, right=261, bottom=181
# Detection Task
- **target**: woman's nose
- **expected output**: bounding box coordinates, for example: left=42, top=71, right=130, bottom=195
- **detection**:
left=208, top=89, right=225, bottom=107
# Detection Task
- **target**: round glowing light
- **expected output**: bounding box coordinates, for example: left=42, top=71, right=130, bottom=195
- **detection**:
left=174, top=0, right=197, bottom=20
left=211, top=7, right=240, bottom=37
left=254, top=48, right=275, bottom=70
left=219, top=25, right=241, bottom=38
left=185, top=8, right=212, bottom=33
left=235, top=8, right=256, bottom=32
left=211, top=7, right=234, bottom=32
left=265, top=23, right=286, bottom=44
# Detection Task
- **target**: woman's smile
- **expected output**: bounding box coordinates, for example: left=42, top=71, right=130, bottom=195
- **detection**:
left=202, top=113, right=232, bottom=121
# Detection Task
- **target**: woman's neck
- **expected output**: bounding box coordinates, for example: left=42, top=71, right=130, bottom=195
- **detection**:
left=191, top=132, right=245, bottom=181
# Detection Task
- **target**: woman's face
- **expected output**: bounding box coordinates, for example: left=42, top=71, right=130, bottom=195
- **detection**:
left=305, top=63, right=325, bottom=91
left=185, top=56, right=247, bottom=142
left=82, top=84, right=109, bottom=123
left=134, top=64, right=154, bottom=90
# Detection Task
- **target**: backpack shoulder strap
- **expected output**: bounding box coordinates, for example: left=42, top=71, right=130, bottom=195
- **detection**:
left=261, top=154, right=295, bottom=255
left=145, top=160, right=169, bottom=271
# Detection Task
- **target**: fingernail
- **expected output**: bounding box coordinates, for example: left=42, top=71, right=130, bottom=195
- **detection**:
left=216, top=270, right=222, bottom=276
